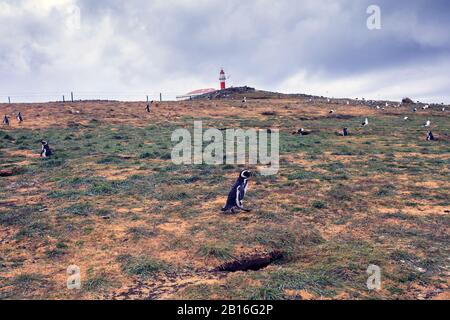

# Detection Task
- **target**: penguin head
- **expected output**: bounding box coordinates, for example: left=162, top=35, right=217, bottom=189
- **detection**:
left=41, top=140, right=47, bottom=146
left=240, top=170, right=252, bottom=179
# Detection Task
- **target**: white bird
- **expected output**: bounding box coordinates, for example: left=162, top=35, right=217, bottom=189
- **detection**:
left=423, top=120, right=431, bottom=127
left=404, top=116, right=409, bottom=121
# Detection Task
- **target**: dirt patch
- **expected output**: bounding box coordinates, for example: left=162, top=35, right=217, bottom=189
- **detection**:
left=213, top=251, right=283, bottom=272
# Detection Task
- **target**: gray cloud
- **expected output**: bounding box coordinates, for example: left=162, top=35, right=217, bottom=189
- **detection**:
left=0, top=0, right=449, bottom=102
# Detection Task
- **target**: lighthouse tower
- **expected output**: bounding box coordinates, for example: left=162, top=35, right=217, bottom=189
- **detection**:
left=219, top=69, right=226, bottom=90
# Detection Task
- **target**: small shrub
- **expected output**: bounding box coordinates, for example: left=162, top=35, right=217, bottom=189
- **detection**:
left=116, top=255, right=168, bottom=278
left=197, top=245, right=234, bottom=261
left=311, top=200, right=327, bottom=209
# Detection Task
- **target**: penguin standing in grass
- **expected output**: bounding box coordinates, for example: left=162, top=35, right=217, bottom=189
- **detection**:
left=145, top=101, right=152, bottom=113
left=3, top=115, right=9, bottom=126
left=40, top=140, right=52, bottom=158
left=222, top=170, right=252, bottom=214
left=426, top=131, right=435, bottom=141
left=362, top=118, right=369, bottom=127
left=335, top=127, right=349, bottom=137
left=16, top=112, right=23, bottom=123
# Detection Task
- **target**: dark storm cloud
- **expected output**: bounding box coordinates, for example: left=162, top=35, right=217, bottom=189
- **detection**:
left=0, top=0, right=449, bottom=102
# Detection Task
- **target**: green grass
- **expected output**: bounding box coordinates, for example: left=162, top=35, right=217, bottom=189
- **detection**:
left=61, top=203, right=92, bottom=216
left=197, top=244, right=235, bottom=261
left=1, top=103, right=449, bottom=300
left=116, top=255, right=170, bottom=279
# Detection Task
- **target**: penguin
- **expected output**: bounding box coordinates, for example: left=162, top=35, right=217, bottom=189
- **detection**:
left=40, top=140, right=52, bottom=158
left=16, top=112, right=23, bottom=123
left=2, top=115, right=9, bottom=126
left=293, top=128, right=311, bottom=136
left=329, top=110, right=335, bottom=114
left=413, top=108, right=417, bottom=113
left=242, top=97, right=247, bottom=103
left=145, top=101, right=153, bottom=113
left=335, top=128, right=349, bottom=136
left=362, top=118, right=369, bottom=126
left=221, top=170, right=252, bottom=214
left=403, top=116, right=409, bottom=121
left=423, top=120, right=431, bottom=128
left=426, top=131, right=435, bottom=141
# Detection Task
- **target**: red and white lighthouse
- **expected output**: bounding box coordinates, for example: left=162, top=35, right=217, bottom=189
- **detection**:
left=219, top=69, right=226, bottom=90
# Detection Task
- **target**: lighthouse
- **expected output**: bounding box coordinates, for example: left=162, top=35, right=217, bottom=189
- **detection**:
left=219, top=69, right=226, bottom=90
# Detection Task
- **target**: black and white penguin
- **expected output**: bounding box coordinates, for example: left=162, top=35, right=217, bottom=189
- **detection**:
left=426, top=131, right=435, bottom=141
left=16, top=112, right=23, bottom=123
left=335, top=127, right=349, bottom=137
left=423, top=120, right=431, bottom=128
left=329, top=110, right=335, bottom=114
left=40, top=140, right=52, bottom=158
left=145, top=101, right=152, bottom=113
left=413, top=108, right=417, bottom=113
left=3, top=115, right=9, bottom=126
left=362, top=118, right=369, bottom=126
left=221, top=170, right=252, bottom=214
left=293, top=128, right=311, bottom=136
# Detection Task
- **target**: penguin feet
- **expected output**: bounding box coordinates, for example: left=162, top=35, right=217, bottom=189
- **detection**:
left=221, top=207, right=250, bottom=214
left=220, top=208, right=236, bottom=215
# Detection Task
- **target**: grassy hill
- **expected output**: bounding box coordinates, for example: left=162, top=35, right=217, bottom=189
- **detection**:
left=0, top=97, right=449, bottom=299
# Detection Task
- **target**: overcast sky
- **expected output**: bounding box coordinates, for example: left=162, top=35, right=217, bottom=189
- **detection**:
left=0, top=0, right=449, bottom=102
